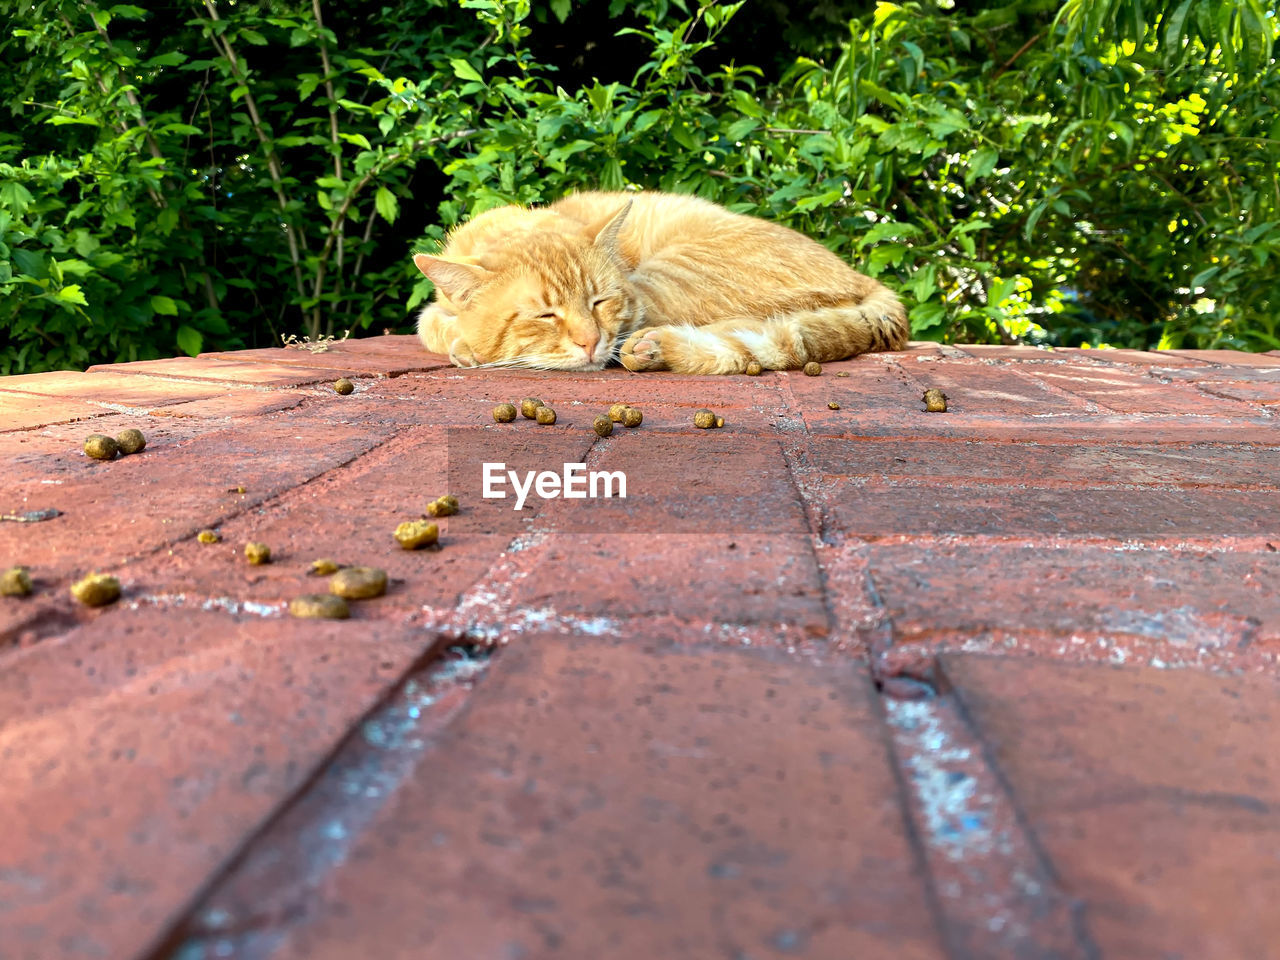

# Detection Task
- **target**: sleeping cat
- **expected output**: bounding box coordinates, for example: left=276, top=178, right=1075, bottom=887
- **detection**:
left=413, top=190, right=907, bottom=375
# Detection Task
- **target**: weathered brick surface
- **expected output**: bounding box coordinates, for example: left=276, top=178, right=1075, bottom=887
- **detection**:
left=89, top=356, right=342, bottom=386
left=0, top=608, right=432, bottom=960
left=1160, top=348, right=1280, bottom=366
left=946, top=656, right=1280, bottom=960
left=1032, top=363, right=1254, bottom=415
left=258, top=638, right=947, bottom=960
left=0, top=370, right=232, bottom=406
left=1197, top=380, right=1280, bottom=407
left=0, top=392, right=106, bottom=432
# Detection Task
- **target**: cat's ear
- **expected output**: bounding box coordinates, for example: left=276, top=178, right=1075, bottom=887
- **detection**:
left=413, top=254, right=490, bottom=304
left=586, top=200, right=632, bottom=254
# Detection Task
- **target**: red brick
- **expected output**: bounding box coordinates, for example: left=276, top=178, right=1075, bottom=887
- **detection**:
left=827, top=484, right=1279, bottom=540
left=951, top=344, right=1061, bottom=361
left=1160, top=348, right=1280, bottom=366
left=945, top=656, right=1280, bottom=960
left=898, top=361, right=1092, bottom=414
left=506, top=533, right=828, bottom=636
left=147, top=392, right=306, bottom=419
left=88, top=356, right=340, bottom=386
left=1196, top=382, right=1280, bottom=406
left=0, top=411, right=397, bottom=579
left=863, top=542, right=1279, bottom=668
left=1031, top=364, right=1251, bottom=415
left=0, top=607, right=430, bottom=960
left=0, top=393, right=107, bottom=433
left=200, top=334, right=448, bottom=377
left=242, top=638, right=947, bottom=960
left=1161, top=365, right=1280, bottom=383
left=0, top=370, right=231, bottom=407
left=1048, top=347, right=1211, bottom=367
left=808, top=437, right=1280, bottom=488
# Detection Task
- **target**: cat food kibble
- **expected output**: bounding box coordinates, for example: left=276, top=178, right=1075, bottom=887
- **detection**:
left=394, top=519, right=439, bottom=550
left=310, top=558, right=341, bottom=575
left=693, top=409, right=717, bottom=429
left=289, top=594, right=350, bottom=619
left=745, top=360, right=763, bottom=376
left=828, top=401, right=841, bottom=410
left=836, top=371, right=850, bottom=378
left=84, top=434, right=119, bottom=460
left=330, top=566, right=387, bottom=600
left=520, top=397, right=543, bottom=419
left=70, top=572, right=120, bottom=607
left=493, top=403, right=517, bottom=423
left=244, top=541, right=272, bottom=565
left=1, top=566, right=33, bottom=597
left=803, top=362, right=822, bottom=376
left=608, top=403, right=630, bottom=422
left=197, top=529, right=221, bottom=544
left=715, top=416, right=725, bottom=428
left=116, top=429, right=146, bottom=454
left=427, top=494, right=459, bottom=517
left=923, top=388, right=949, bottom=413
left=535, top=405, right=557, bottom=425
left=622, top=407, right=643, bottom=427
left=593, top=415, right=614, bottom=438
left=334, top=378, right=355, bottom=395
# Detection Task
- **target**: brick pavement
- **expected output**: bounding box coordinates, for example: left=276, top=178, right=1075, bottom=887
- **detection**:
left=2, top=338, right=1278, bottom=960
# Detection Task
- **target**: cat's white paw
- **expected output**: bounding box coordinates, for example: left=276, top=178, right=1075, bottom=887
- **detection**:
left=620, top=327, right=667, bottom=371
left=448, top=337, right=481, bottom=368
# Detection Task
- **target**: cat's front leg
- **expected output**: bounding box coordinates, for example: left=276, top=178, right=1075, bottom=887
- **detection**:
left=619, top=326, right=670, bottom=371
left=621, top=324, right=758, bottom=375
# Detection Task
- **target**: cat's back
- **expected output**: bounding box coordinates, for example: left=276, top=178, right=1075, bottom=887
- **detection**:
left=442, top=204, right=578, bottom=262
left=550, top=190, right=755, bottom=257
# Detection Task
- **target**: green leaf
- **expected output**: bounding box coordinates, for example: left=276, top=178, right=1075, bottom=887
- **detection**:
left=56, top=285, right=88, bottom=306
left=1, top=181, right=35, bottom=215
left=909, top=301, right=947, bottom=331
left=151, top=295, right=179, bottom=316
left=176, top=325, right=203, bottom=357
left=450, top=58, right=483, bottom=83
left=239, top=29, right=267, bottom=45
left=375, top=186, right=399, bottom=224
left=965, top=146, right=999, bottom=185
left=339, top=132, right=372, bottom=150
left=550, top=0, right=571, bottom=20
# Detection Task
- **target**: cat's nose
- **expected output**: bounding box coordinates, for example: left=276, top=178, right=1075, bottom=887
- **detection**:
left=570, top=326, right=600, bottom=358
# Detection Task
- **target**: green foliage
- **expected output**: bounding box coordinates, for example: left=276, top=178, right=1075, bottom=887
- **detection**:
left=1, top=0, right=1277, bottom=374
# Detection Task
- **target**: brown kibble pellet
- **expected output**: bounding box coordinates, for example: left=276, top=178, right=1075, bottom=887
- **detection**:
left=622, top=407, right=643, bottom=428
left=335, top=378, right=355, bottom=395
left=593, top=415, right=614, bottom=438
left=116, top=428, right=146, bottom=455
left=1, top=566, right=33, bottom=597
left=923, top=388, right=948, bottom=413
left=197, top=529, right=221, bottom=544
left=493, top=402, right=517, bottom=423
left=394, top=519, right=439, bottom=550
left=693, top=409, right=717, bottom=429
left=828, top=401, right=841, bottom=410
left=520, top=397, right=543, bottom=419
left=608, top=403, right=630, bottom=423
left=836, top=371, right=850, bottom=378
left=70, top=572, right=120, bottom=607
left=803, top=361, right=822, bottom=376
left=84, top=434, right=119, bottom=460
left=427, top=494, right=459, bottom=517
left=745, top=360, right=763, bottom=376
left=535, top=405, right=557, bottom=425
left=714, top=416, right=725, bottom=428
left=330, top=566, right=387, bottom=600
left=310, top=558, right=341, bottom=576
left=244, top=541, right=272, bottom=565
left=289, top=594, right=350, bottom=619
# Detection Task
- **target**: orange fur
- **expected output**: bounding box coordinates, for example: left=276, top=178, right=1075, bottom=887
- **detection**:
left=414, top=191, right=907, bottom=374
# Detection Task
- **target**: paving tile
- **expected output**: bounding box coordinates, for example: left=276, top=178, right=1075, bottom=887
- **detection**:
left=945, top=655, right=1280, bottom=960
left=827, top=484, right=1279, bottom=539
left=1159, top=348, right=1280, bottom=366
left=949, top=344, right=1061, bottom=361
left=0, top=370, right=231, bottom=407
left=0, top=409, right=397, bottom=579
left=146, top=392, right=307, bottom=419
left=200, top=334, right=448, bottom=377
left=0, top=392, right=107, bottom=433
left=1160, top=364, right=1280, bottom=383
left=506, top=533, right=828, bottom=635
left=0, top=607, right=431, bottom=960
left=246, top=638, right=947, bottom=960
left=1197, top=381, right=1280, bottom=407
left=88, top=356, right=340, bottom=387
left=1048, top=347, right=1211, bottom=367
left=808, top=437, right=1280, bottom=488
left=865, top=545, right=1274, bottom=660
left=894, top=360, right=1093, bottom=415
left=1031, top=364, right=1252, bottom=415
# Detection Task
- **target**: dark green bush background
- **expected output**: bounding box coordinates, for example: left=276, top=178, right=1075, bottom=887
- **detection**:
left=1, top=0, right=1277, bottom=374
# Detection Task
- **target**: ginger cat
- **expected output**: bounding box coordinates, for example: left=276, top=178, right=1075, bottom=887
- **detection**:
left=413, top=190, right=907, bottom=375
